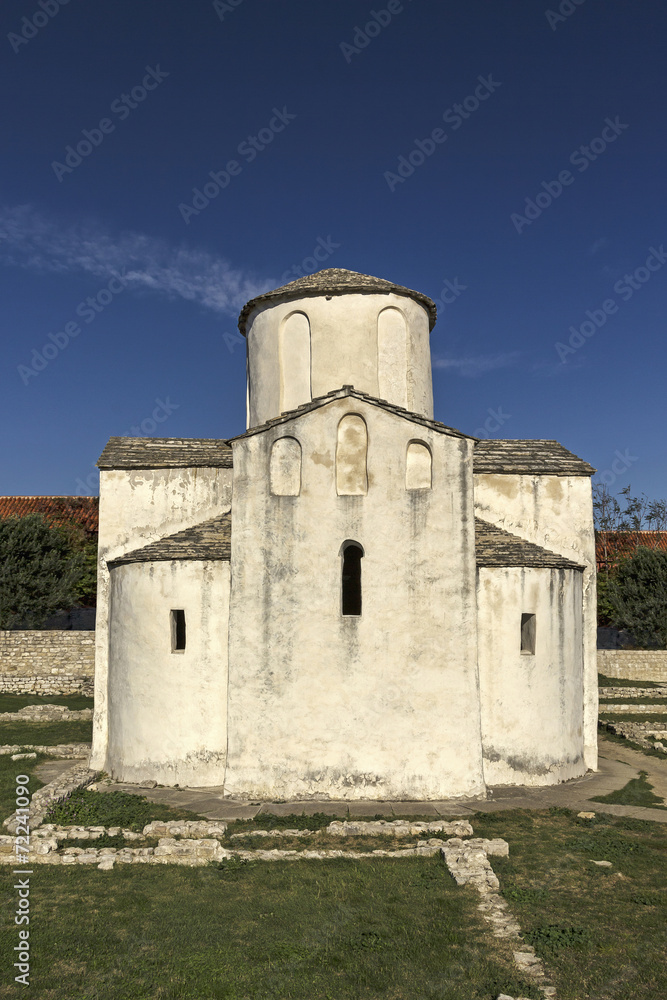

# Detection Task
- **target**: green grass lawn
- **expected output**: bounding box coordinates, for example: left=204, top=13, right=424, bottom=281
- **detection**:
left=0, top=694, right=93, bottom=714
left=0, top=755, right=210, bottom=830
left=0, top=751, right=47, bottom=823
left=0, top=856, right=539, bottom=1000
left=0, top=721, right=93, bottom=746
left=0, top=808, right=665, bottom=999
left=45, top=787, right=208, bottom=830
left=471, top=808, right=667, bottom=1000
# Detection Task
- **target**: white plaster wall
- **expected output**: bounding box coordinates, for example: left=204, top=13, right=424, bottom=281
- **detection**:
left=477, top=566, right=585, bottom=786
left=106, top=560, right=229, bottom=786
left=246, top=292, right=433, bottom=427
left=91, top=466, right=232, bottom=770
left=473, top=472, right=597, bottom=770
left=226, top=397, right=483, bottom=801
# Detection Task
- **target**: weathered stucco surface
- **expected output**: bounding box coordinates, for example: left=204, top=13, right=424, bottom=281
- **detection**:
left=93, top=269, right=595, bottom=799
left=473, top=473, right=597, bottom=771
left=106, top=559, right=229, bottom=786
left=226, top=396, right=484, bottom=800
left=477, top=566, right=584, bottom=786
left=246, top=292, right=433, bottom=427
left=90, top=466, right=232, bottom=770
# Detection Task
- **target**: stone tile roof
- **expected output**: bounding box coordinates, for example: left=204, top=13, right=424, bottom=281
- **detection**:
left=229, top=385, right=474, bottom=442
left=596, top=531, right=667, bottom=572
left=95, top=415, right=594, bottom=481
left=475, top=518, right=584, bottom=569
left=97, top=438, right=233, bottom=470
left=238, top=267, right=437, bottom=335
left=108, top=514, right=231, bottom=566
left=0, top=496, right=99, bottom=535
left=473, top=439, right=595, bottom=476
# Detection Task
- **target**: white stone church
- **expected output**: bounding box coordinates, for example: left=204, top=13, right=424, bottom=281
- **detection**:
left=90, top=268, right=597, bottom=801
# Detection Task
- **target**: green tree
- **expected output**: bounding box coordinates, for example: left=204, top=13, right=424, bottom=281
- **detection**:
left=0, top=514, right=87, bottom=629
left=607, top=546, right=667, bottom=649
left=593, top=483, right=667, bottom=627
left=53, top=517, right=98, bottom=607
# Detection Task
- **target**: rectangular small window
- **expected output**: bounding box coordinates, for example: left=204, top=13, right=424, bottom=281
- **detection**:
left=171, top=609, right=186, bottom=652
left=521, top=613, right=536, bottom=654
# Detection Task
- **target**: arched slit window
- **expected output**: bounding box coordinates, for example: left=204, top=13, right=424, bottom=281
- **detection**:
left=341, top=541, right=364, bottom=616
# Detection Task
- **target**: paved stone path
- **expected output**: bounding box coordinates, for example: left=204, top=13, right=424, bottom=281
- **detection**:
left=64, top=735, right=666, bottom=823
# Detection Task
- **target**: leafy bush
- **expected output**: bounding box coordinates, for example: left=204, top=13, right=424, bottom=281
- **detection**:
left=606, top=546, right=667, bottom=648
left=0, top=514, right=88, bottom=629
left=524, top=923, right=591, bottom=954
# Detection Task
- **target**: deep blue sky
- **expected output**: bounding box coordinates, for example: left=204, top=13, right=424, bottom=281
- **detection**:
left=2, top=0, right=666, bottom=500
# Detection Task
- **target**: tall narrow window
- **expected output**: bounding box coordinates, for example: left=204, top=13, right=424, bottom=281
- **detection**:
left=520, top=613, right=536, bottom=654
left=341, top=542, right=363, bottom=616
left=171, top=609, right=186, bottom=652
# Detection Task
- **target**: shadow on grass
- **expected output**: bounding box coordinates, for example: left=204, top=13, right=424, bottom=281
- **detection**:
left=591, top=771, right=667, bottom=810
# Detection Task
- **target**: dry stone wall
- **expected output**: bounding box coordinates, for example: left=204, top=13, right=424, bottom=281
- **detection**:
left=598, top=650, right=667, bottom=682
left=0, top=631, right=94, bottom=695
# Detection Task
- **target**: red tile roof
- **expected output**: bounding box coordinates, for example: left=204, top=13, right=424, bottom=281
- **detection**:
left=596, top=531, right=667, bottom=571
left=0, top=497, right=99, bottom=536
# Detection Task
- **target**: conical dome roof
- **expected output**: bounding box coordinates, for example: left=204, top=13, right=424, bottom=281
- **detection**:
left=238, top=267, right=437, bottom=335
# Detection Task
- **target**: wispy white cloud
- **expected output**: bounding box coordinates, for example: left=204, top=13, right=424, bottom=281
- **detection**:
left=0, top=205, right=273, bottom=316
left=432, top=351, right=521, bottom=377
